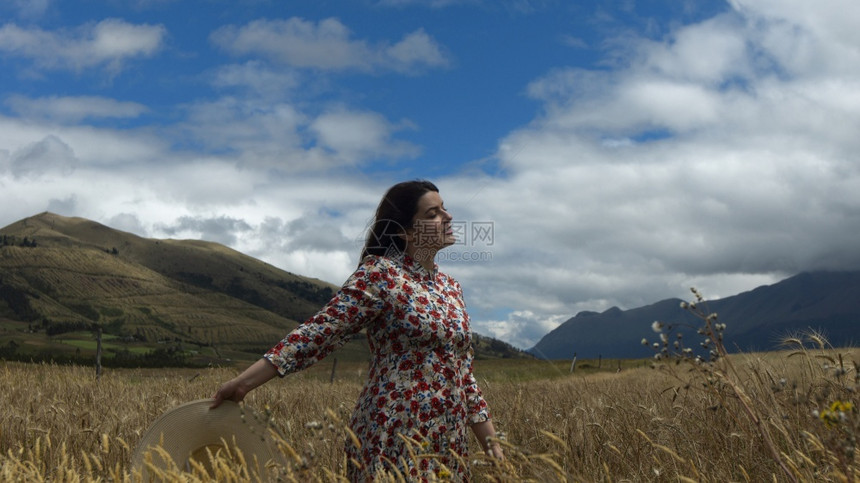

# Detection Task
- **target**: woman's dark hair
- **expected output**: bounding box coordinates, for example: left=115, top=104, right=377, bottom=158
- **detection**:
left=360, top=180, right=439, bottom=263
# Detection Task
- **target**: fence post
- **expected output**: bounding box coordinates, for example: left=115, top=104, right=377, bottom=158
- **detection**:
left=330, top=357, right=338, bottom=384
left=95, top=327, right=102, bottom=380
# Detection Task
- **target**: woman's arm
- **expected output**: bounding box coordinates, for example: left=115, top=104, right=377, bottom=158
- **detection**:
left=210, top=358, right=279, bottom=408
left=471, top=420, right=504, bottom=459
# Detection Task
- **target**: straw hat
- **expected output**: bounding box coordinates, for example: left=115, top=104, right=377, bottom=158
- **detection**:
left=131, top=399, right=284, bottom=479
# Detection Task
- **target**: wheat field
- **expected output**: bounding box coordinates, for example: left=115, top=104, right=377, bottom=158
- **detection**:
left=1, top=332, right=857, bottom=482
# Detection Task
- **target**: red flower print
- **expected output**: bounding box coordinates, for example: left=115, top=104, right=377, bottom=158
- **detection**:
left=262, top=254, right=491, bottom=482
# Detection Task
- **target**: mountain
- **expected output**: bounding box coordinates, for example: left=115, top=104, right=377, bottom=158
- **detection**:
left=0, top=212, right=527, bottom=366
left=529, top=271, right=860, bottom=360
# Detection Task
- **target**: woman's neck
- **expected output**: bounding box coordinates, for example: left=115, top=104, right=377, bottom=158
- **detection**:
left=405, top=244, right=437, bottom=272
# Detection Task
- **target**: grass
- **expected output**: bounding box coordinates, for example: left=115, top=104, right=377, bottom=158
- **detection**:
left=0, top=344, right=856, bottom=481
left=0, top=289, right=856, bottom=481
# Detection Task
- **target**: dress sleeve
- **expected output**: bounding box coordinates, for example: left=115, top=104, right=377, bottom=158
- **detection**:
left=464, top=348, right=491, bottom=424
left=263, top=256, right=389, bottom=376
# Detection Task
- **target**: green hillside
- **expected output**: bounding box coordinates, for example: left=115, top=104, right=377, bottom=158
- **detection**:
left=0, top=212, right=528, bottom=367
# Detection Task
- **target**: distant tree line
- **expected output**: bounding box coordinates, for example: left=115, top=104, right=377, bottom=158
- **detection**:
left=0, top=343, right=205, bottom=368
left=0, top=235, right=37, bottom=248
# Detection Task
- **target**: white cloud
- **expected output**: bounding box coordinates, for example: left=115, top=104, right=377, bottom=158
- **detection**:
left=430, top=0, right=860, bottom=348
left=636, top=14, right=750, bottom=83
left=310, top=109, right=420, bottom=164
left=470, top=310, right=571, bottom=351
left=4, top=135, right=77, bottom=180
left=732, top=0, right=860, bottom=77
left=6, top=95, right=148, bottom=122
left=178, top=97, right=420, bottom=169
left=0, top=19, right=166, bottom=74
left=156, top=215, right=253, bottom=246
left=210, top=17, right=449, bottom=73
left=0, top=115, right=168, bottom=166
left=211, top=61, right=302, bottom=99
left=383, top=29, right=448, bottom=72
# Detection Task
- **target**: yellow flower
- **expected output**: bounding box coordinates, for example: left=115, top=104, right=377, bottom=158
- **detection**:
left=829, top=400, right=854, bottom=413
left=820, top=400, right=854, bottom=427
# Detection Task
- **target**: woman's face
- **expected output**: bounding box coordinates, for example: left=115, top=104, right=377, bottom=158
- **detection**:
left=406, top=191, right=456, bottom=252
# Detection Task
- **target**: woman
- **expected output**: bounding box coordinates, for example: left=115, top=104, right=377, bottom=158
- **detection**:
left=211, top=180, right=503, bottom=481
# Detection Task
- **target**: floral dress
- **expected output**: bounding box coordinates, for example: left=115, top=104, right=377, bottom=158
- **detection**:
left=264, top=252, right=491, bottom=481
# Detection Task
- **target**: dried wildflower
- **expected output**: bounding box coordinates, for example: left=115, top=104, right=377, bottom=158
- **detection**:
left=651, top=321, right=664, bottom=333
left=641, top=338, right=648, bottom=346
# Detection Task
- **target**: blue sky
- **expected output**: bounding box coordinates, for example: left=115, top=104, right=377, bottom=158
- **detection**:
left=2, top=0, right=860, bottom=349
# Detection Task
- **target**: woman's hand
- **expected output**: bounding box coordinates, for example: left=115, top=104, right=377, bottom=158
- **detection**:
left=210, top=358, right=279, bottom=409
left=486, top=441, right=505, bottom=460
left=470, top=420, right=505, bottom=460
left=210, top=378, right=250, bottom=408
